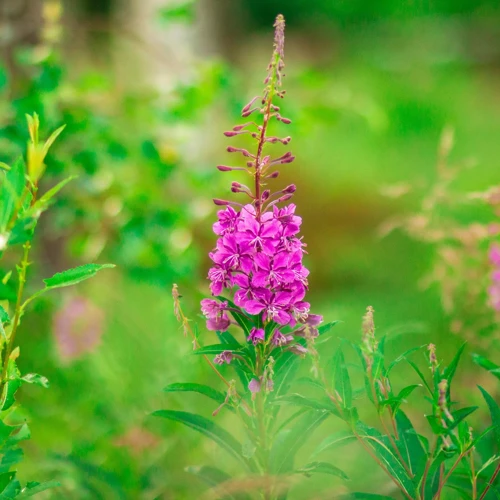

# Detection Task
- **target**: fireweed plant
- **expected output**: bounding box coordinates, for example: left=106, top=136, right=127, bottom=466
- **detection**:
left=157, top=15, right=500, bottom=500
left=156, top=15, right=337, bottom=498
left=0, top=115, right=113, bottom=497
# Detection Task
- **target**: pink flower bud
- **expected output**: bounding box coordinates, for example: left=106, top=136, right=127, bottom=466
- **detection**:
left=262, top=190, right=271, bottom=201
left=242, top=107, right=259, bottom=118
left=241, top=96, right=259, bottom=115
left=283, top=184, right=296, bottom=194
left=217, top=165, right=233, bottom=171
left=266, top=171, right=280, bottom=179
left=213, top=199, right=230, bottom=206
left=224, top=131, right=239, bottom=137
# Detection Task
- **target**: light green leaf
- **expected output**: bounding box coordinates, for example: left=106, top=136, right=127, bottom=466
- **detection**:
left=318, top=321, right=340, bottom=336
left=332, top=346, right=352, bottom=409
left=270, top=410, right=328, bottom=474
left=21, top=373, right=49, bottom=388
left=472, top=354, right=500, bottom=381
left=311, top=430, right=357, bottom=458
left=0, top=305, right=9, bottom=340
left=27, top=176, right=76, bottom=216
left=296, top=461, right=348, bottom=480
left=153, top=410, right=250, bottom=469
left=386, top=346, right=424, bottom=376
left=395, top=411, right=426, bottom=479
left=193, top=344, right=243, bottom=356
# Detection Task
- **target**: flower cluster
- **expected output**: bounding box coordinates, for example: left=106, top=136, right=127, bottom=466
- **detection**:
left=200, top=14, right=322, bottom=360
left=488, top=243, right=500, bottom=311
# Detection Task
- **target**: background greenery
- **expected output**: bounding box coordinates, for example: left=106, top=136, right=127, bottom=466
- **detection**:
left=1, top=0, right=500, bottom=497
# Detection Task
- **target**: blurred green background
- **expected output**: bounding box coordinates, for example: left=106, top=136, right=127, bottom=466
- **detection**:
left=1, top=0, right=500, bottom=497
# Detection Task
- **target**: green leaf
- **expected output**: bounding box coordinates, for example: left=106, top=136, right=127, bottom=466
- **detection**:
left=311, top=430, right=357, bottom=458
left=16, top=481, right=60, bottom=498
left=185, top=466, right=249, bottom=499
left=395, top=411, right=426, bottom=479
left=43, top=263, right=115, bottom=289
left=0, top=306, right=9, bottom=340
left=318, top=321, right=340, bottom=336
left=271, top=394, right=338, bottom=414
left=216, top=331, right=251, bottom=388
left=379, top=384, right=420, bottom=414
left=386, top=346, right=424, bottom=376
left=406, top=359, right=432, bottom=395
left=0, top=157, right=26, bottom=233
left=164, top=382, right=233, bottom=412
left=472, top=354, right=500, bottom=381
left=296, top=461, right=348, bottom=480
left=270, top=411, right=329, bottom=474
left=443, top=343, right=466, bottom=396
left=356, top=422, right=416, bottom=498
left=216, top=297, right=254, bottom=336
left=479, top=386, right=500, bottom=451
left=20, top=373, right=49, bottom=388
left=423, top=451, right=447, bottom=499
left=27, top=176, right=76, bottom=215
left=332, top=347, right=352, bottom=409
left=448, top=406, right=478, bottom=431
left=157, top=0, right=195, bottom=23
left=193, top=344, right=244, bottom=356
left=153, top=410, right=249, bottom=469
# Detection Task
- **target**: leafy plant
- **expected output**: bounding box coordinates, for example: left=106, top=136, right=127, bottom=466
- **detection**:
left=0, top=114, right=113, bottom=496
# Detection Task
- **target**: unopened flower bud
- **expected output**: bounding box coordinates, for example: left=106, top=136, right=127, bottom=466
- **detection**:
left=213, top=199, right=230, bottom=206
left=241, top=96, right=259, bottom=115
left=267, top=171, right=280, bottom=179
left=217, top=165, right=233, bottom=172
left=262, top=190, right=271, bottom=201
left=283, top=184, right=296, bottom=194
left=224, top=131, right=239, bottom=137
left=277, top=194, right=293, bottom=203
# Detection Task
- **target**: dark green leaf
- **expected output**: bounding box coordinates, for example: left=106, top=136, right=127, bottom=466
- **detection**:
left=406, top=359, right=432, bottom=395
left=379, top=385, right=420, bottom=414
left=318, top=321, right=340, bottom=336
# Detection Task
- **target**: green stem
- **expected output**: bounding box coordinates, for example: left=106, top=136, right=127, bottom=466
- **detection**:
left=0, top=242, right=31, bottom=397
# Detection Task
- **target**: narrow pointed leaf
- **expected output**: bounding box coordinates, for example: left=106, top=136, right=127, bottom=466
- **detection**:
left=312, top=430, right=357, bottom=458
left=479, top=386, right=500, bottom=451
left=472, top=354, right=500, bottom=381
left=164, top=382, right=234, bottom=412
left=395, top=410, right=426, bottom=479
left=332, top=347, right=352, bottom=409
left=153, top=410, right=249, bottom=469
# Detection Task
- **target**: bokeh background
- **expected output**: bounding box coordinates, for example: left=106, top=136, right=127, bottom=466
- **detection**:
left=1, top=0, right=500, bottom=497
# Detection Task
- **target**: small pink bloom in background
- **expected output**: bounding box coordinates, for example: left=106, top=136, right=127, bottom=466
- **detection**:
left=53, top=296, right=104, bottom=362
left=488, top=243, right=500, bottom=312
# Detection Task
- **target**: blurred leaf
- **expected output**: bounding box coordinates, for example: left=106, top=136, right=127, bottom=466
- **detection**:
left=272, top=394, right=338, bottom=414
left=17, top=481, right=60, bottom=498
left=164, top=382, right=234, bottom=412
left=332, top=346, right=352, bottom=409
left=28, top=175, right=76, bottom=215
left=443, top=343, right=466, bottom=396
left=185, top=466, right=249, bottom=499
left=43, top=263, right=115, bottom=289
left=270, top=410, right=328, bottom=474
left=472, top=354, right=500, bottom=381
left=339, top=494, right=394, bottom=499
left=479, top=386, right=500, bottom=451
left=0, top=157, right=25, bottom=233
left=296, top=461, right=348, bottom=480
left=270, top=352, right=300, bottom=401
left=318, top=321, right=340, bottom=336
left=20, top=373, right=49, bottom=389
left=157, top=0, right=196, bottom=24
left=406, top=359, right=432, bottom=395
left=153, top=410, right=250, bottom=469
left=311, top=430, right=357, bottom=458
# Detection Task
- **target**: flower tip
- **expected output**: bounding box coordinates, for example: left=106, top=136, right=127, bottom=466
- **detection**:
left=217, top=165, right=233, bottom=172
